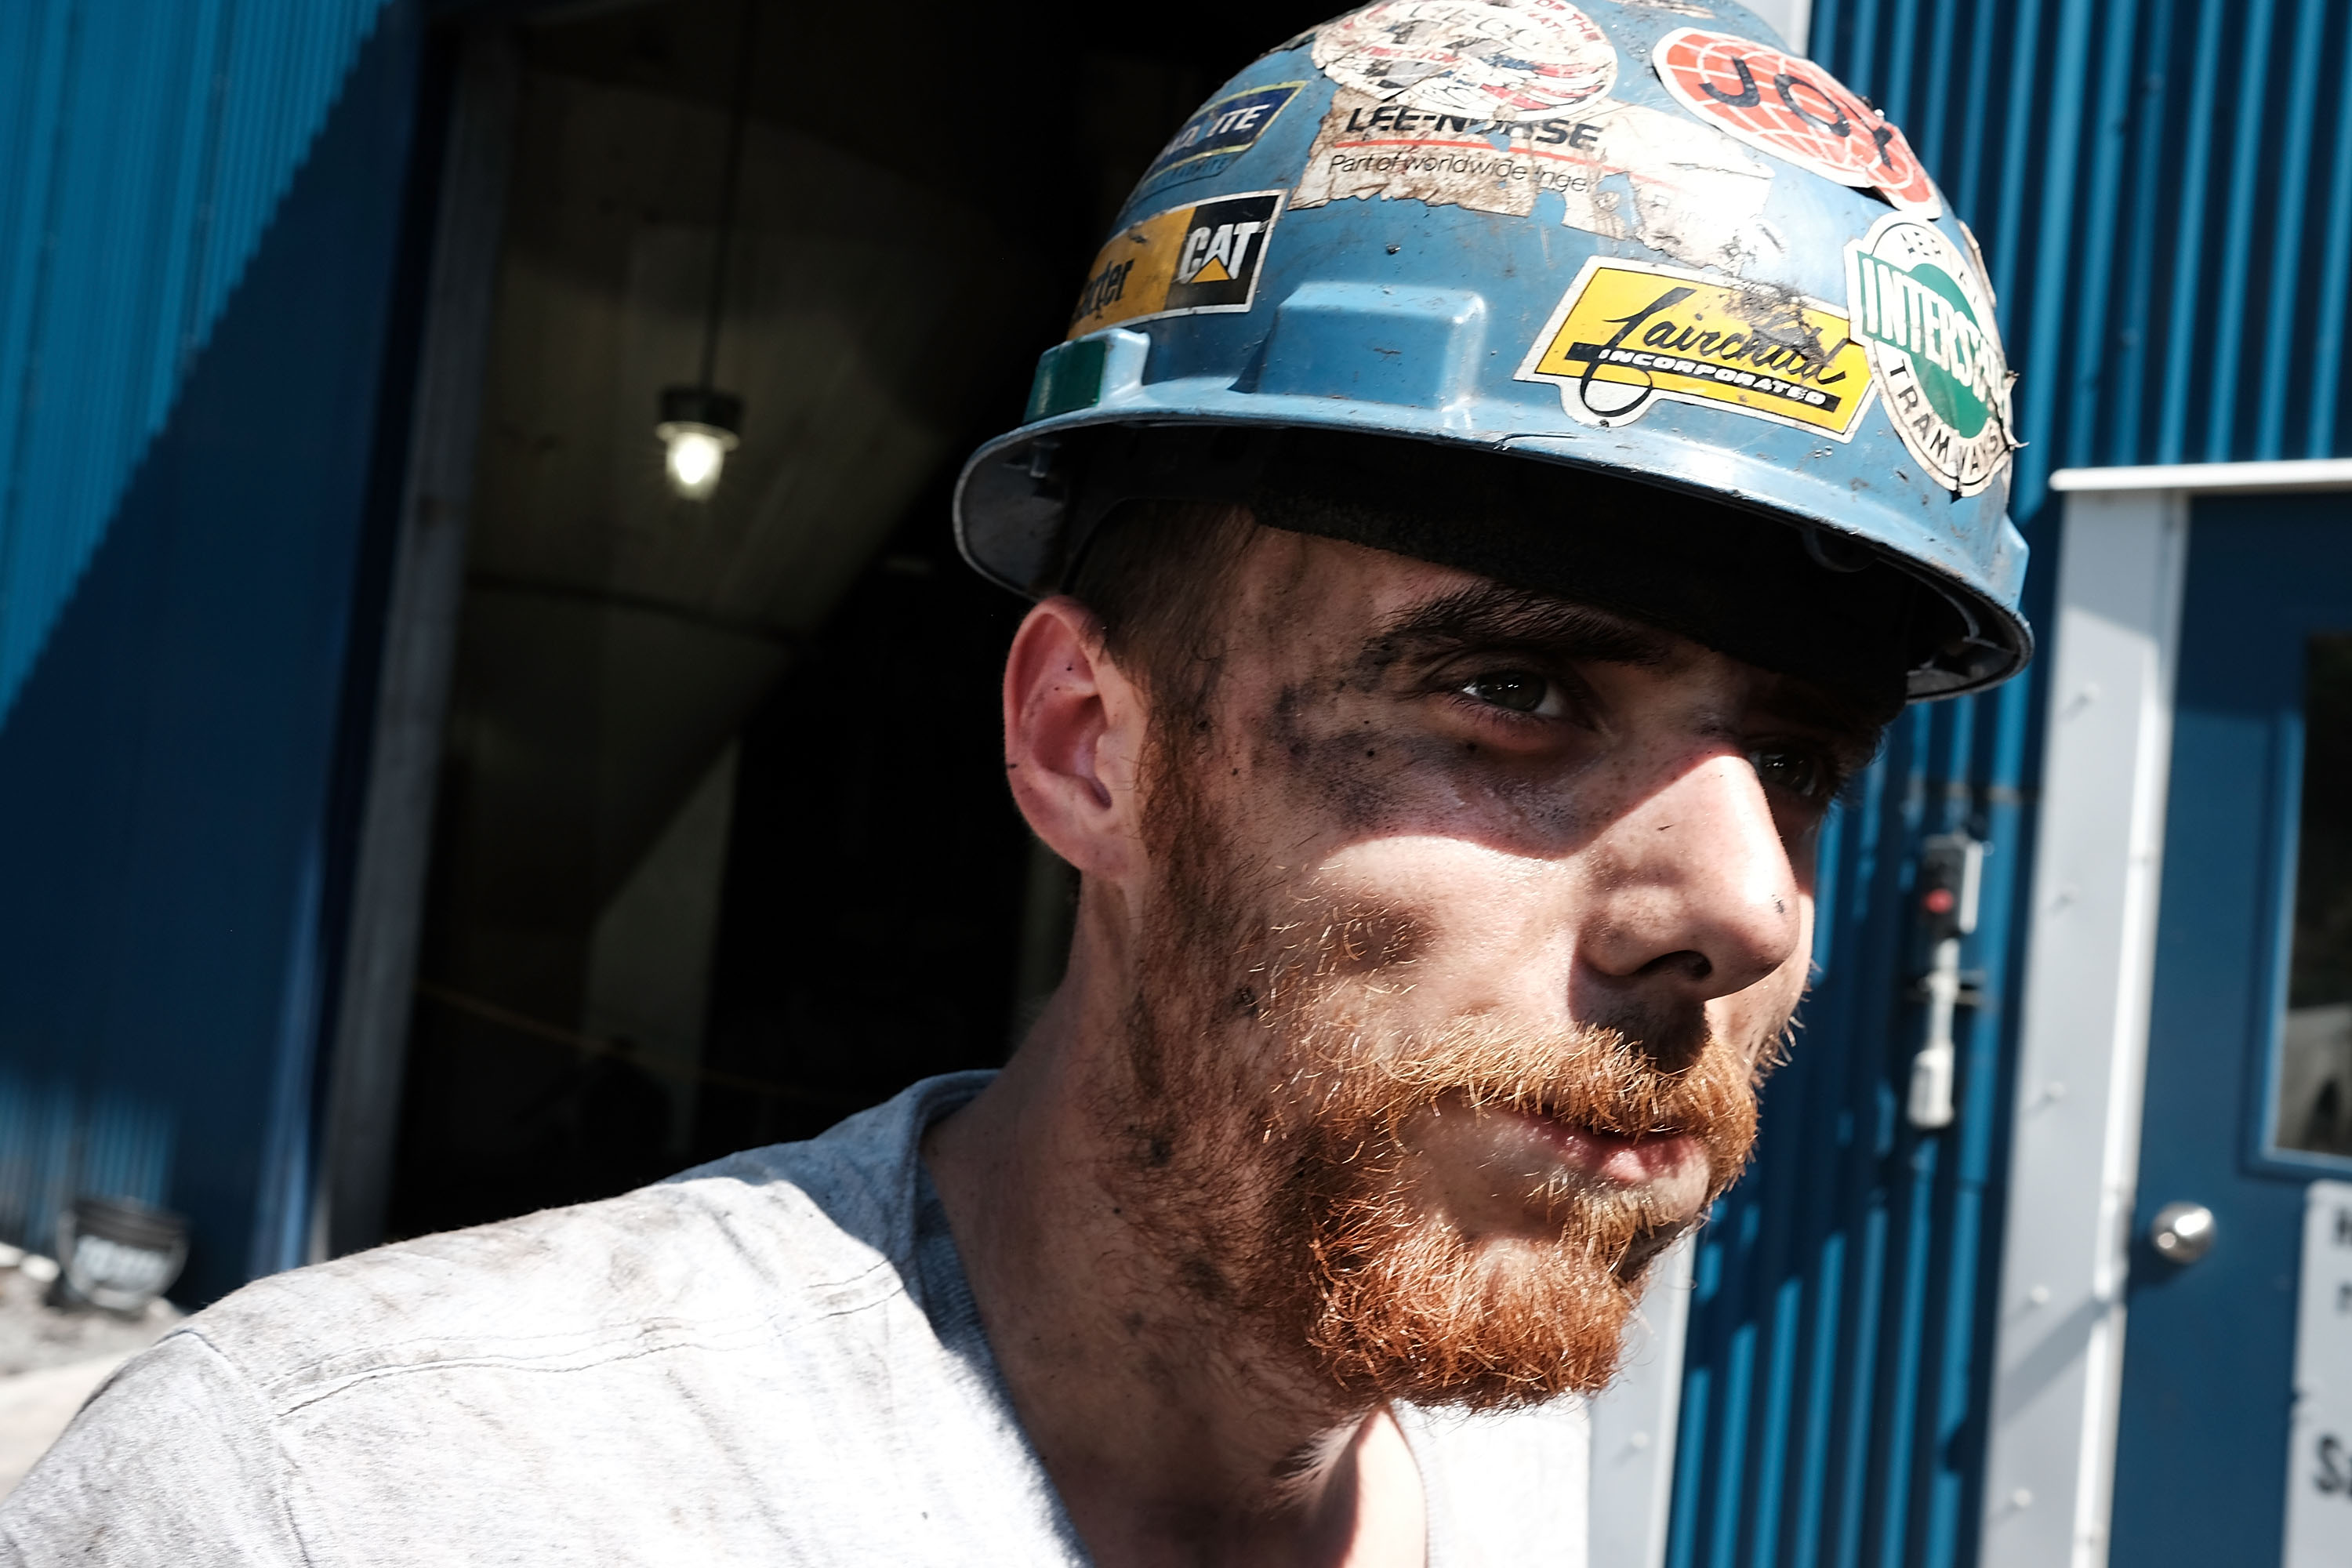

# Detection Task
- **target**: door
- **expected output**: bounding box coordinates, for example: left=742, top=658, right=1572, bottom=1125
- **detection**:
left=2110, top=492, right=2352, bottom=1563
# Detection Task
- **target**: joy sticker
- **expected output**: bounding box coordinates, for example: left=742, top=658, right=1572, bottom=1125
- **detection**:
left=1652, top=28, right=1940, bottom=215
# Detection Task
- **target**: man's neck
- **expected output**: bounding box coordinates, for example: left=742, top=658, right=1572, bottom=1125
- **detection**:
left=921, top=956, right=1426, bottom=1568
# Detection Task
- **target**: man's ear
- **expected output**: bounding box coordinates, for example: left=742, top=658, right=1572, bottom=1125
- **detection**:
left=1003, top=596, right=1149, bottom=883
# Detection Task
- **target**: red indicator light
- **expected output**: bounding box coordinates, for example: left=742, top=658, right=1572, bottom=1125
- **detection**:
left=1922, top=887, right=1956, bottom=914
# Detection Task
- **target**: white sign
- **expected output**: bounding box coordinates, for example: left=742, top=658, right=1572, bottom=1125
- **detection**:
left=2285, top=1179, right=2352, bottom=1564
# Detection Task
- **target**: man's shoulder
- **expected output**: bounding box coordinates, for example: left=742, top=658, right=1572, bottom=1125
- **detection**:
left=1, top=1073, right=1082, bottom=1564
left=187, top=1169, right=865, bottom=1414
left=187, top=1072, right=992, bottom=1414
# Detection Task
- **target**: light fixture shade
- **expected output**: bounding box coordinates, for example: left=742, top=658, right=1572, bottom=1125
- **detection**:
left=659, top=385, right=742, bottom=435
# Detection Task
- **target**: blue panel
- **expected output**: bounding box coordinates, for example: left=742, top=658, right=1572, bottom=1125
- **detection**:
left=0, top=0, right=392, bottom=730
left=1669, top=664, right=2042, bottom=1568
left=1668, top=0, right=2352, bottom=1559
left=0, top=6, right=423, bottom=1304
left=1809, top=0, right=2352, bottom=506
left=2107, top=499, right=2352, bottom=1565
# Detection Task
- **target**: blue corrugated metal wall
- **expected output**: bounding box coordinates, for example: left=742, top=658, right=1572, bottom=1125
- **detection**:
left=1668, top=1, right=2352, bottom=1563
left=0, top=0, right=421, bottom=1302
left=0, top=1, right=394, bottom=725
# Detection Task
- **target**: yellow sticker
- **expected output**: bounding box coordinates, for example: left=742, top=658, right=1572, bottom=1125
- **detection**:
left=1515, top=258, right=1875, bottom=439
left=1067, top=190, right=1285, bottom=339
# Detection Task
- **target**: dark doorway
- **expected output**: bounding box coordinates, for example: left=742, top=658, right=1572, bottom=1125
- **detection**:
left=385, top=0, right=1330, bottom=1240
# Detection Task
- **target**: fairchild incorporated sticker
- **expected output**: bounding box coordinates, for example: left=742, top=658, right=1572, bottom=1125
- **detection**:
left=1067, top=191, right=1286, bottom=338
left=1844, top=215, right=2016, bottom=495
left=1653, top=28, right=1940, bottom=216
left=1516, top=257, right=1875, bottom=437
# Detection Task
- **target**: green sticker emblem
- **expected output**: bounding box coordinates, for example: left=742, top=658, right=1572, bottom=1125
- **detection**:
left=1844, top=215, right=2016, bottom=496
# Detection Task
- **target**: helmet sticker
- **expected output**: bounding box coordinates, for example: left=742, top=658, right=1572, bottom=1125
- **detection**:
left=1134, top=82, right=1306, bottom=200
left=1515, top=256, right=1876, bottom=437
left=1957, top=217, right=1998, bottom=306
left=1843, top=214, right=2017, bottom=495
left=1312, top=1, right=1618, bottom=119
left=1652, top=29, right=1941, bottom=216
left=1293, top=93, right=1773, bottom=270
left=1067, top=191, right=1287, bottom=338
left=1290, top=2, right=1784, bottom=270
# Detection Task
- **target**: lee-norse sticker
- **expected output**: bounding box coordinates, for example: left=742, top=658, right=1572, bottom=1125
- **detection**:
left=1290, top=2, right=1783, bottom=273
left=1516, top=257, right=1875, bottom=437
left=1653, top=28, right=1940, bottom=216
left=1844, top=214, right=2016, bottom=495
left=1067, top=191, right=1286, bottom=338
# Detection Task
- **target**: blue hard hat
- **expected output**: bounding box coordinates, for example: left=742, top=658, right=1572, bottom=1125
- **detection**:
left=954, top=0, right=2031, bottom=704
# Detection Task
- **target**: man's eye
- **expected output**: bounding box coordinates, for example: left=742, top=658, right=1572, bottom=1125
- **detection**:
left=1460, top=670, right=1562, bottom=717
left=1750, top=745, right=1830, bottom=800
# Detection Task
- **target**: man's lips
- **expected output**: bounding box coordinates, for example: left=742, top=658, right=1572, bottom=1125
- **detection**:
left=1401, top=1097, right=1718, bottom=1233
left=1518, top=1109, right=1703, bottom=1187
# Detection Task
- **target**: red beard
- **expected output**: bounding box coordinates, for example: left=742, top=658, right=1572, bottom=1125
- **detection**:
left=1110, top=753, right=1773, bottom=1410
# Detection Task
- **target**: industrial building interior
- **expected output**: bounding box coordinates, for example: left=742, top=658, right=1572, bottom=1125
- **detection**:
left=385, top=0, right=1330, bottom=1236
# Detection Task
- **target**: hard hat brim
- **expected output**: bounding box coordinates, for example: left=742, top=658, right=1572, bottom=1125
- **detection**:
left=956, top=403, right=2031, bottom=706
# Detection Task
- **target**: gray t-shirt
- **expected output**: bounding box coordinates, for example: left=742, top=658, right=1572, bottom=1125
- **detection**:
left=0, top=1073, right=1588, bottom=1565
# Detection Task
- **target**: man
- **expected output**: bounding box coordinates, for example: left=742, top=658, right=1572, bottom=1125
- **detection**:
left=1, top=2, right=2027, bottom=1563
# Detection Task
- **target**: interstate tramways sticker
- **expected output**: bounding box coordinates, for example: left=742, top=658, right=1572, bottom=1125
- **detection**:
left=1516, top=256, right=1875, bottom=438
left=1067, top=191, right=1287, bottom=337
left=1843, top=214, right=2016, bottom=494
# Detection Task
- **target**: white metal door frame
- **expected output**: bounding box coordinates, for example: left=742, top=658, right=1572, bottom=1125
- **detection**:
left=1980, top=459, right=2352, bottom=1567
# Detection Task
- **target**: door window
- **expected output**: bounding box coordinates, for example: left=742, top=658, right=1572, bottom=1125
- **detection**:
left=2275, top=634, right=2352, bottom=1160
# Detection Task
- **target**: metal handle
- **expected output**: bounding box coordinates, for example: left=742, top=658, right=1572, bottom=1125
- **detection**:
left=2149, top=1201, right=2216, bottom=1264
left=1907, top=835, right=1986, bottom=1129
left=1906, top=946, right=1959, bottom=1129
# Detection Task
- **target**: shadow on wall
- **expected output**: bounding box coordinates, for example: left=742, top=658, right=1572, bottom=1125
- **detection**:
left=0, top=9, right=427, bottom=1304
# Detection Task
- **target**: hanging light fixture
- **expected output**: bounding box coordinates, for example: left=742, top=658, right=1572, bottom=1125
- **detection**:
left=658, top=0, right=757, bottom=501
left=655, top=387, right=741, bottom=501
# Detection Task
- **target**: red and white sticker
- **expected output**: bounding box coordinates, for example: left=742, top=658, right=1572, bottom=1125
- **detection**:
left=1311, top=1, right=1618, bottom=122
left=1651, top=28, right=1940, bottom=216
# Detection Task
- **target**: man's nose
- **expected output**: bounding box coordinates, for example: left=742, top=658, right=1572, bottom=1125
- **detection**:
left=1575, top=751, right=1802, bottom=1004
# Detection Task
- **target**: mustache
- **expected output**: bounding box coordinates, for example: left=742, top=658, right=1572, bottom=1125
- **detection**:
left=1324, top=1017, right=1732, bottom=1127
left=1269, top=1012, right=1765, bottom=1193
left=1240, top=895, right=1754, bottom=1094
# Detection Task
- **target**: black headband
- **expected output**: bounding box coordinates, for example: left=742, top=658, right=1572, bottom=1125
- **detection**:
left=1061, top=426, right=1973, bottom=719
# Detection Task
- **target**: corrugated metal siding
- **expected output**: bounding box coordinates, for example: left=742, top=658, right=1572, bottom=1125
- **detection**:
left=1668, top=2, right=2352, bottom=1563
left=0, top=0, right=403, bottom=1272
left=0, top=0, right=391, bottom=731
left=1671, top=693, right=2035, bottom=1568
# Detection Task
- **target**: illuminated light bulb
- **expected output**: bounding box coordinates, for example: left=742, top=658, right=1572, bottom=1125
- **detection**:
left=662, top=425, right=731, bottom=499
left=654, top=387, right=744, bottom=502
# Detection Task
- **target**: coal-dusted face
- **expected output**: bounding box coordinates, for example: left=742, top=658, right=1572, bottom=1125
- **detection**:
left=1105, top=526, right=1878, bottom=1408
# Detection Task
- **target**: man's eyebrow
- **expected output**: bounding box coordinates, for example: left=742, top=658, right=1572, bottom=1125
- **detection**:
left=1365, top=583, right=1675, bottom=666
left=1753, top=675, right=1889, bottom=775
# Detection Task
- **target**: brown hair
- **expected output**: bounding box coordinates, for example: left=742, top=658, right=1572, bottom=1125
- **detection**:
left=1064, top=497, right=1260, bottom=735
left=1067, top=486, right=1895, bottom=760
